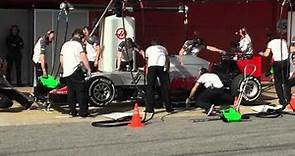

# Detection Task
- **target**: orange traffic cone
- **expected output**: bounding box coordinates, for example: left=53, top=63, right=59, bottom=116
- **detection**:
left=289, top=94, right=295, bottom=111
left=128, top=101, right=144, bottom=128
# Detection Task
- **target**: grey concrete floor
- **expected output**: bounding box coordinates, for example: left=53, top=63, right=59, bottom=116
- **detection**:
left=1, top=115, right=295, bottom=156
left=0, top=85, right=295, bottom=156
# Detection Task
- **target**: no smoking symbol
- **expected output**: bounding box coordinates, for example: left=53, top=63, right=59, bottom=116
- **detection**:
left=115, top=28, right=127, bottom=39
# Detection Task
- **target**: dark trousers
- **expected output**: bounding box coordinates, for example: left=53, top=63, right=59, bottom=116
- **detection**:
left=33, top=63, right=49, bottom=97
left=273, top=59, right=289, bottom=106
left=89, top=61, right=96, bottom=73
left=146, top=66, right=172, bottom=112
left=120, top=60, right=133, bottom=71
left=6, top=54, right=22, bottom=85
left=65, top=68, right=88, bottom=116
left=196, top=87, right=232, bottom=111
left=0, top=75, right=32, bottom=109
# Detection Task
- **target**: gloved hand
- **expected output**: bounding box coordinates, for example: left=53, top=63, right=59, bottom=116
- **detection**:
left=42, top=74, right=48, bottom=79
left=185, top=98, right=191, bottom=108
left=85, top=70, right=92, bottom=80
left=43, top=71, right=48, bottom=78
left=220, top=50, right=227, bottom=55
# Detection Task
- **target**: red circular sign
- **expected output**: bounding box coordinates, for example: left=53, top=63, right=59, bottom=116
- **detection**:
left=115, top=28, right=127, bottom=39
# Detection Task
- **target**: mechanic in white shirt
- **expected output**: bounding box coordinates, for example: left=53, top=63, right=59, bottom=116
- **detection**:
left=186, top=68, right=232, bottom=115
left=32, top=30, right=54, bottom=98
left=82, top=26, right=101, bottom=72
left=60, top=28, right=91, bottom=117
left=144, top=41, right=173, bottom=113
left=259, top=34, right=290, bottom=109
left=236, top=27, right=253, bottom=56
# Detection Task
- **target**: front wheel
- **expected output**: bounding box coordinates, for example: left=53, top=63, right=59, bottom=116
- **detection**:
left=87, top=77, right=115, bottom=107
left=231, top=74, right=261, bottom=102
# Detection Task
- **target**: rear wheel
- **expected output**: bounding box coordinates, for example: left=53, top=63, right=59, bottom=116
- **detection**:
left=231, top=74, right=261, bottom=102
left=88, top=77, right=115, bottom=107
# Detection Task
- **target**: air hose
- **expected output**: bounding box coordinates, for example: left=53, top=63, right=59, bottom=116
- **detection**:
left=91, top=112, right=154, bottom=127
left=51, top=11, right=70, bottom=79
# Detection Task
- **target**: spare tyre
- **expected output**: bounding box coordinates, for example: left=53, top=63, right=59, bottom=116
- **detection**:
left=231, top=74, right=261, bottom=102
left=87, top=76, right=115, bottom=107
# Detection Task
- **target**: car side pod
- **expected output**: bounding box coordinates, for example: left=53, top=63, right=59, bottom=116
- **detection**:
left=128, top=101, right=144, bottom=128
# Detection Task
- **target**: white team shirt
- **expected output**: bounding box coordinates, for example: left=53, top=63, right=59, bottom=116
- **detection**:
left=197, top=73, right=223, bottom=89
left=238, top=34, right=253, bottom=55
left=60, top=40, right=84, bottom=77
left=267, top=39, right=289, bottom=61
left=86, top=42, right=97, bottom=62
left=145, top=45, right=168, bottom=67
left=32, top=37, right=47, bottom=64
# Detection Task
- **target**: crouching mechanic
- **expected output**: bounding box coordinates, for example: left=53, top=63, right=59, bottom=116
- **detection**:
left=60, top=28, right=91, bottom=117
left=186, top=68, right=233, bottom=115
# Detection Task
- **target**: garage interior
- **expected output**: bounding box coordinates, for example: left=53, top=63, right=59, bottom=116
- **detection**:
left=0, top=0, right=293, bottom=85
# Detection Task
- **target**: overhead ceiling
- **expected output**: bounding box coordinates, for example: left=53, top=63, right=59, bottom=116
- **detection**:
left=0, top=0, right=288, bottom=9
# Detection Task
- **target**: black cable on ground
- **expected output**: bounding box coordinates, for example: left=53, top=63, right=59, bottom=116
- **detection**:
left=91, top=112, right=154, bottom=127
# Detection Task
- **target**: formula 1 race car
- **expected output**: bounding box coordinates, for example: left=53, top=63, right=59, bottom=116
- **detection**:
left=49, top=54, right=262, bottom=107
left=84, top=55, right=209, bottom=106
left=214, top=53, right=262, bottom=102
left=49, top=55, right=208, bottom=106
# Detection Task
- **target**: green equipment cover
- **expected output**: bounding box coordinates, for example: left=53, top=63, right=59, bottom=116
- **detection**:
left=220, top=106, right=242, bottom=122
left=38, top=75, right=59, bottom=89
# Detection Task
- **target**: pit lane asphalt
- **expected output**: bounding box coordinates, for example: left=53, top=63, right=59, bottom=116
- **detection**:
left=1, top=85, right=295, bottom=155
left=0, top=114, right=295, bottom=156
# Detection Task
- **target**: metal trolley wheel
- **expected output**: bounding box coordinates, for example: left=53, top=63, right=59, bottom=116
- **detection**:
left=231, top=74, right=262, bottom=102
left=88, top=77, right=115, bottom=107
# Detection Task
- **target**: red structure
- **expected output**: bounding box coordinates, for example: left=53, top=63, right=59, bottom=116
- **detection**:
left=0, top=0, right=289, bottom=73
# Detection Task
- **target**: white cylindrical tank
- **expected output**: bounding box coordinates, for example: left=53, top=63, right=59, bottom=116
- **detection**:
left=101, top=15, right=135, bottom=72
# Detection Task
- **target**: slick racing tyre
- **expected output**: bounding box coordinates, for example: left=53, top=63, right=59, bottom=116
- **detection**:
left=231, top=74, right=261, bottom=102
left=88, top=77, right=115, bottom=107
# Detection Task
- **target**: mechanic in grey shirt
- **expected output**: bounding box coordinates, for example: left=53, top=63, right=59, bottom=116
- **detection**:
left=116, top=38, right=144, bottom=71
left=179, top=31, right=225, bottom=56
left=32, top=30, right=54, bottom=98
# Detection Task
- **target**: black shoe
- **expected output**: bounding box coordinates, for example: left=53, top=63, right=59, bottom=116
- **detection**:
left=166, top=108, right=175, bottom=113
left=205, top=105, right=216, bottom=116
left=69, top=111, right=78, bottom=117
left=24, top=101, right=34, bottom=110
left=79, top=113, right=89, bottom=118
left=144, top=109, right=154, bottom=113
